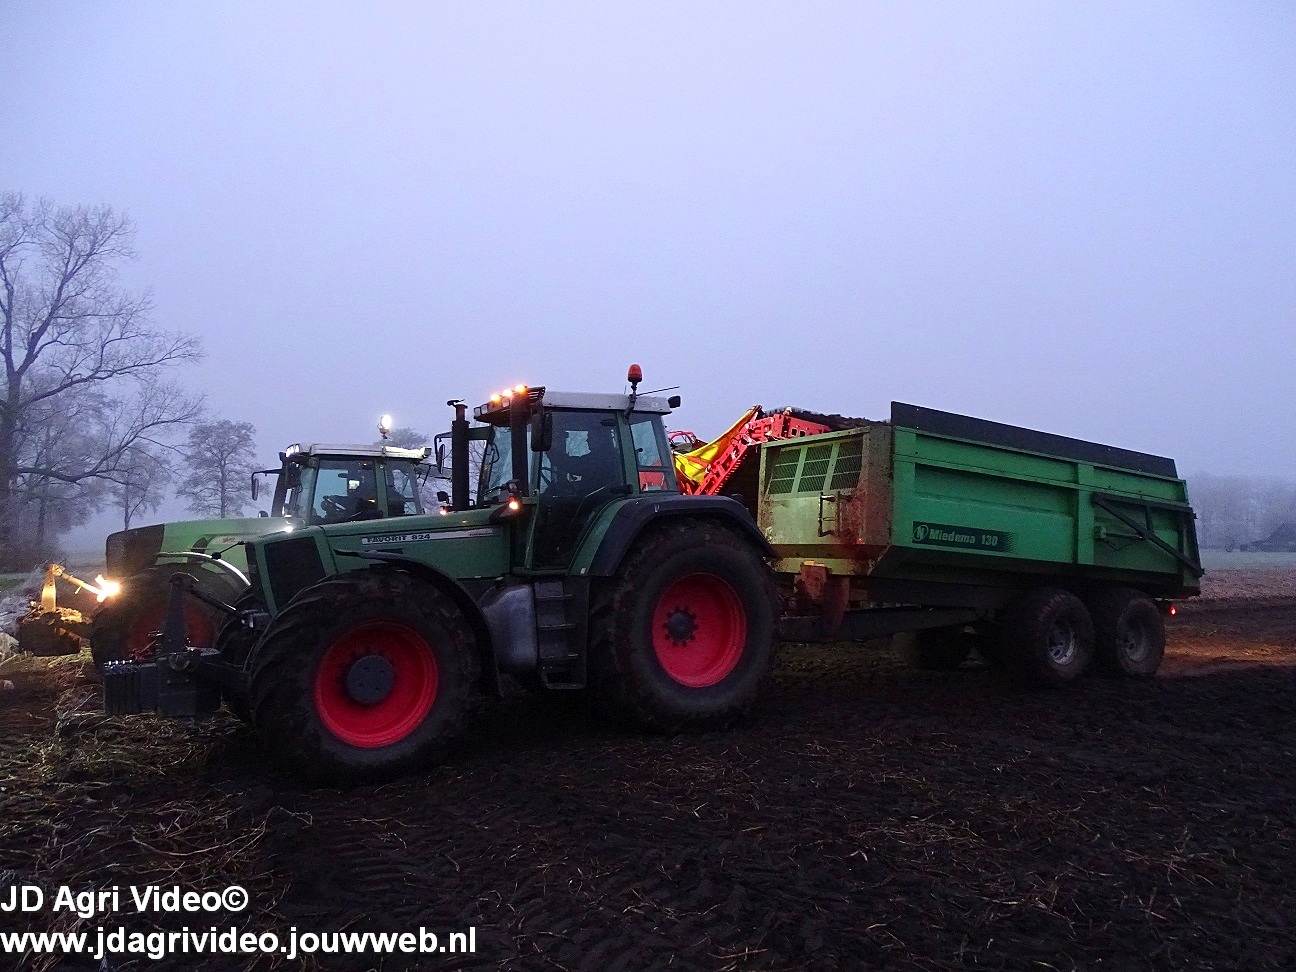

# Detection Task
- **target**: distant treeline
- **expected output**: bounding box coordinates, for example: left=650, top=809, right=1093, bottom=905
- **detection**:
left=1189, top=475, right=1296, bottom=551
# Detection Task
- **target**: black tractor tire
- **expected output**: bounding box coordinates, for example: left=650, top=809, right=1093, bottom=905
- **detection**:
left=589, top=520, right=778, bottom=732
left=90, top=563, right=247, bottom=672
left=1087, top=587, right=1165, bottom=678
left=215, top=594, right=262, bottom=724
left=909, top=627, right=974, bottom=671
left=248, top=568, right=478, bottom=784
left=1000, top=587, right=1095, bottom=688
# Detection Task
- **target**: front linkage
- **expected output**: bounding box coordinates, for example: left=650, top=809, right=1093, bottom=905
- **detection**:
left=101, top=573, right=252, bottom=717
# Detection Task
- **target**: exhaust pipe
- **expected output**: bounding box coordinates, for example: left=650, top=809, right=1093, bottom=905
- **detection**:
left=449, top=400, right=470, bottom=510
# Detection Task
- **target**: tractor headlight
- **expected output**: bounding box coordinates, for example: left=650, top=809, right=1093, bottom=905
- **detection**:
left=94, top=576, right=122, bottom=601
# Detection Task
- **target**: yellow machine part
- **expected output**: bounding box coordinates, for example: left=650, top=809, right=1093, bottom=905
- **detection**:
left=672, top=405, right=760, bottom=491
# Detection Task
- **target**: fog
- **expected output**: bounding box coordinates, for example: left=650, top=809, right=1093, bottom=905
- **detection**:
left=2, top=2, right=1293, bottom=550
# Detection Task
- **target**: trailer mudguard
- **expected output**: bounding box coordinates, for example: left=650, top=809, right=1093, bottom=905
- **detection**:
left=576, top=495, right=775, bottom=578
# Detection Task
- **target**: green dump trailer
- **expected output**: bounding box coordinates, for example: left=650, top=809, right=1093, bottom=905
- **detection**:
left=760, top=403, right=1199, bottom=644
left=102, top=377, right=1202, bottom=782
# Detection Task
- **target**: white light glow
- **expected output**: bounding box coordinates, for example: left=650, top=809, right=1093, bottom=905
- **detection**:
left=93, top=575, right=121, bottom=602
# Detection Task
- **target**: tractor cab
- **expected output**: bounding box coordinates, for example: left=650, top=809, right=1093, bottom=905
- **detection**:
left=463, top=379, right=679, bottom=569
left=253, top=442, right=435, bottom=527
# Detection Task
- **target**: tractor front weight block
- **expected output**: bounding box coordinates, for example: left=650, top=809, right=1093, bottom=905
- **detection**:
left=102, top=649, right=227, bottom=717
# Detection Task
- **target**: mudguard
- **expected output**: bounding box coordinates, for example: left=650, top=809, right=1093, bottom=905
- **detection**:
left=247, top=555, right=502, bottom=696
left=577, top=495, right=774, bottom=578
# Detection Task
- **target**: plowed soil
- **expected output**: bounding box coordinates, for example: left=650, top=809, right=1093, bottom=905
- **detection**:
left=2, top=570, right=1294, bottom=972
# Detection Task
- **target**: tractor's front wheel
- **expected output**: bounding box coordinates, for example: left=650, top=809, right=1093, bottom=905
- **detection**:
left=590, top=520, right=777, bottom=731
left=249, top=569, right=478, bottom=783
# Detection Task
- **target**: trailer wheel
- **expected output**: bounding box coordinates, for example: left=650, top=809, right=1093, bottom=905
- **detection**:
left=1002, top=588, right=1094, bottom=687
left=248, top=569, right=477, bottom=783
left=910, top=627, right=973, bottom=671
left=589, top=520, right=777, bottom=731
left=1088, top=588, right=1164, bottom=678
left=90, top=564, right=245, bottom=671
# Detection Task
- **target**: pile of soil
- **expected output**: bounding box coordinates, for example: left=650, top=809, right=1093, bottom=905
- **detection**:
left=1, top=575, right=1293, bottom=971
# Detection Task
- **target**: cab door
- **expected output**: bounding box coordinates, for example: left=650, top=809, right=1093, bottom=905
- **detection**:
left=527, top=409, right=631, bottom=570
left=378, top=460, right=425, bottom=518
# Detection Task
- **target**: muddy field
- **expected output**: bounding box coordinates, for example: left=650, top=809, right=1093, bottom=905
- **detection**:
left=2, top=570, right=1294, bottom=971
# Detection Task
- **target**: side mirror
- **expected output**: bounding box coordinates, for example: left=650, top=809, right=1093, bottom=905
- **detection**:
left=436, top=490, right=449, bottom=503
left=250, top=475, right=259, bottom=501
left=436, top=442, right=445, bottom=471
left=531, top=409, right=553, bottom=452
left=668, top=395, right=682, bottom=408
left=259, top=510, right=269, bottom=518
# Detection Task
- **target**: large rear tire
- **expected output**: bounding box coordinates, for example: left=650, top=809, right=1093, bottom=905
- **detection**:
left=590, top=520, right=777, bottom=732
left=248, top=569, right=478, bottom=783
left=90, top=563, right=246, bottom=671
left=1088, top=587, right=1164, bottom=678
left=1001, top=587, right=1095, bottom=688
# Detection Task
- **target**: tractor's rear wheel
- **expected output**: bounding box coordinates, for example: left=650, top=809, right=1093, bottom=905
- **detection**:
left=248, top=569, right=477, bottom=783
left=1001, top=587, right=1095, bottom=688
left=590, top=520, right=777, bottom=731
left=90, top=564, right=246, bottom=671
left=1088, top=587, right=1165, bottom=678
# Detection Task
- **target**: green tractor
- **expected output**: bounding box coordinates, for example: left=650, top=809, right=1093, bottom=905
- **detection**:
left=106, top=374, right=779, bottom=780
left=103, top=367, right=1199, bottom=784
left=91, top=441, right=440, bottom=669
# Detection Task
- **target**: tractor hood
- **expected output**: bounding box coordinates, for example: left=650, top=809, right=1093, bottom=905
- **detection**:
left=106, top=516, right=293, bottom=578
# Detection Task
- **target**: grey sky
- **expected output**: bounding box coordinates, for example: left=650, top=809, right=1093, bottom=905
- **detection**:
left=2, top=2, right=1294, bottom=545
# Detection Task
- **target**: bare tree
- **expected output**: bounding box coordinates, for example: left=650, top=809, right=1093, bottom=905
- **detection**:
left=12, top=395, right=107, bottom=554
left=0, top=193, right=202, bottom=565
left=176, top=420, right=258, bottom=518
left=381, top=427, right=429, bottom=449
left=111, top=441, right=174, bottom=530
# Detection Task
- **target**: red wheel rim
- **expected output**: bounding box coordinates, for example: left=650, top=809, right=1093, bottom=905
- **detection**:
left=651, top=573, right=747, bottom=687
left=313, top=622, right=439, bottom=748
left=127, top=602, right=217, bottom=660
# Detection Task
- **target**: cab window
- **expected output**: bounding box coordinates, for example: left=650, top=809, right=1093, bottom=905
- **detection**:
left=311, top=460, right=379, bottom=524
left=539, top=412, right=625, bottom=496
left=384, top=461, right=423, bottom=516
left=629, top=414, right=673, bottom=492
left=480, top=427, right=522, bottom=505
left=277, top=462, right=310, bottom=519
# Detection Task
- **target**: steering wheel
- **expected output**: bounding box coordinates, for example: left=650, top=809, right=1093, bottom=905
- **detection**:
left=344, top=499, right=380, bottom=522
left=319, top=495, right=349, bottom=520
left=542, top=457, right=585, bottom=496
